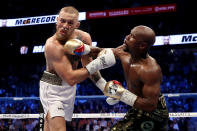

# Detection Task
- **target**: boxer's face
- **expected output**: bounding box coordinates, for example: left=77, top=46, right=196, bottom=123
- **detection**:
left=125, top=28, right=149, bottom=51
left=124, top=30, right=137, bottom=50
left=56, top=11, right=80, bottom=40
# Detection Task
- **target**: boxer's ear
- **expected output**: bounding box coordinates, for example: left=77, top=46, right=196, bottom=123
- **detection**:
left=138, top=42, right=147, bottom=51
left=75, top=21, right=80, bottom=28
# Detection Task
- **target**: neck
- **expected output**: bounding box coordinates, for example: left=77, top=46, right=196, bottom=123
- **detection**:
left=55, top=33, right=70, bottom=45
left=130, top=51, right=148, bottom=63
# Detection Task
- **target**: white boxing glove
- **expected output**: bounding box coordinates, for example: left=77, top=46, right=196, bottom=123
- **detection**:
left=95, top=77, right=120, bottom=105
left=104, top=80, right=137, bottom=107
left=64, top=39, right=90, bottom=56
left=106, top=97, right=119, bottom=105
left=86, top=48, right=116, bottom=75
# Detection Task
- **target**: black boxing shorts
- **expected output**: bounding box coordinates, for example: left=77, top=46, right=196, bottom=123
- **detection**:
left=111, top=94, right=169, bottom=131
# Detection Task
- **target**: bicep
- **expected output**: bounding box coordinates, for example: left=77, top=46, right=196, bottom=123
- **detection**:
left=52, top=55, right=89, bottom=85
left=82, top=33, right=92, bottom=46
left=133, top=66, right=162, bottom=111
left=141, top=67, right=162, bottom=102
left=142, top=81, right=161, bottom=104
left=134, top=82, right=160, bottom=112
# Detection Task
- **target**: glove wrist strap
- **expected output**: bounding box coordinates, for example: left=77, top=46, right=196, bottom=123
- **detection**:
left=95, top=77, right=106, bottom=92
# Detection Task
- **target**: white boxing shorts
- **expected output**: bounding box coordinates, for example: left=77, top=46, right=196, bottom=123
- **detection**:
left=39, top=71, right=76, bottom=121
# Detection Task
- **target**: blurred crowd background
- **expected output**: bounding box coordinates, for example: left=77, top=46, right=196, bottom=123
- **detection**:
left=0, top=49, right=197, bottom=130
left=1, top=0, right=197, bottom=130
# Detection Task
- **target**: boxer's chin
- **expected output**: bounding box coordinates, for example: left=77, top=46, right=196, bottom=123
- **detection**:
left=56, top=32, right=67, bottom=42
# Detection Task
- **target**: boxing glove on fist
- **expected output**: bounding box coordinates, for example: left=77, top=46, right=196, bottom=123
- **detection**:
left=104, top=80, right=137, bottom=107
left=104, top=80, right=124, bottom=99
left=64, top=39, right=90, bottom=56
left=85, top=49, right=116, bottom=75
left=106, top=97, right=120, bottom=105
left=95, top=78, right=119, bottom=105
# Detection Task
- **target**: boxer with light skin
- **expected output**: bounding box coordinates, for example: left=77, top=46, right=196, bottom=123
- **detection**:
left=40, top=6, right=115, bottom=131
left=69, top=25, right=169, bottom=130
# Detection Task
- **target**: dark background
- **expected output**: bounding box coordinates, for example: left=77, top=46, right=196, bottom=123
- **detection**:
left=0, top=1, right=197, bottom=130
left=0, top=0, right=197, bottom=75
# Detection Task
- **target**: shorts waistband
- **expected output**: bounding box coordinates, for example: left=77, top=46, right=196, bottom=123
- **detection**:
left=40, top=71, right=62, bottom=86
left=128, top=94, right=169, bottom=119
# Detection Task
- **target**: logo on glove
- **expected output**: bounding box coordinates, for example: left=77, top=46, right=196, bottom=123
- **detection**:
left=74, top=44, right=85, bottom=55
left=104, top=80, right=124, bottom=99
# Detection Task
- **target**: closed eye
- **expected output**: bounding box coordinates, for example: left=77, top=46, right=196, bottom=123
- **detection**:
left=60, top=18, right=74, bottom=25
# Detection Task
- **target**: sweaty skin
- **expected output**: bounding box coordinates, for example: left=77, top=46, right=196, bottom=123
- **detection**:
left=42, top=6, right=108, bottom=131
left=44, top=29, right=92, bottom=86
left=114, top=46, right=162, bottom=112
left=89, top=25, right=162, bottom=112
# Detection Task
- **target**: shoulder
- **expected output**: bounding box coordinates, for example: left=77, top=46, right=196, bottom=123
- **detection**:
left=146, top=57, right=162, bottom=75
left=75, top=29, right=92, bottom=45
left=45, top=36, right=62, bottom=50
left=44, top=36, right=64, bottom=59
left=45, top=36, right=53, bottom=47
left=149, top=56, right=162, bottom=73
left=140, top=57, right=162, bottom=83
left=45, top=37, right=54, bottom=52
left=76, top=29, right=90, bottom=37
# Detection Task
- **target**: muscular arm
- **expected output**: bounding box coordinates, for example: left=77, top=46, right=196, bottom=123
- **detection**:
left=134, top=67, right=162, bottom=112
left=88, top=44, right=127, bottom=60
left=105, top=61, right=163, bottom=112
left=88, top=46, right=103, bottom=58
left=45, top=40, right=89, bottom=86
left=134, top=81, right=161, bottom=112
left=85, top=44, right=127, bottom=83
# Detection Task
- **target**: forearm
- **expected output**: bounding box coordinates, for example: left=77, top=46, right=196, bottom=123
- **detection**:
left=82, top=54, right=106, bottom=91
left=119, top=90, right=158, bottom=112
left=89, top=71, right=102, bottom=83
left=61, top=68, right=89, bottom=86
left=134, top=97, right=158, bottom=112
left=65, top=66, right=106, bottom=88
left=104, top=81, right=158, bottom=111
left=88, top=47, right=103, bottom=58
left=81, top=54, right=103, bottom=84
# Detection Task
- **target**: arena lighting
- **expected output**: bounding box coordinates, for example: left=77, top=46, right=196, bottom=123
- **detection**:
left=20, top=46, right=28, bottom=54
left=0, top=4, right=176, bottom=27
left=30, top=33, right=197, bottom=54
left=29, top=33, right=197, bottom=54
left=0, top=12, right=86, bottom=27
left=154, top=33, right=197, bottom=46
left=32, top=45, right=45, bottom=53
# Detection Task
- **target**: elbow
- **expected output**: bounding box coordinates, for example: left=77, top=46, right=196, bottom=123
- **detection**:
left=63, top=75, right=77, bottom=86
left=61, top=72, right=78, bottom=86
left=66, top=79, right=77, bottom=86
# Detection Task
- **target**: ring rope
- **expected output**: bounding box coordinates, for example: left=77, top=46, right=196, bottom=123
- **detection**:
left=0, top=93, right=197, bottom=101
left=0, top=93, right=196, bottom=119
left=0, top=112, right=197, bottom=119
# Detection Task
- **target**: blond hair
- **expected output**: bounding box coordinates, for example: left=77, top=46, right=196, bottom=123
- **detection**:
left=59, top=6, right=79, bottom=17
